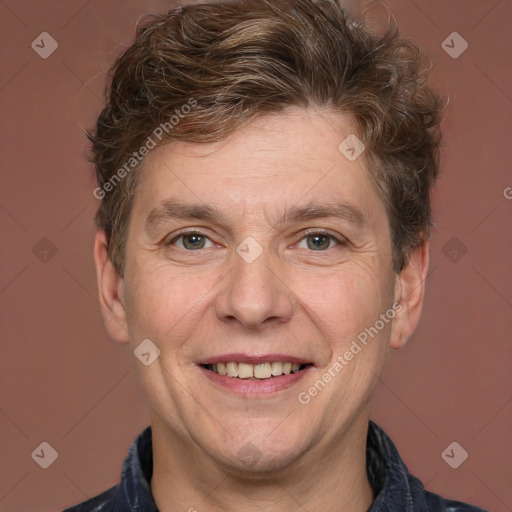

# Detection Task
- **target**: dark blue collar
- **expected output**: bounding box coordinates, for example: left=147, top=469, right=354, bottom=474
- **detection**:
left=63, top=420, right=487, bottom=511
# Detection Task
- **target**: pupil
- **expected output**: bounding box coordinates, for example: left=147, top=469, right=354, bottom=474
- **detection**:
left=184, top=234, right=205, bottom=249
left=308, top=234, right=329, bottom=250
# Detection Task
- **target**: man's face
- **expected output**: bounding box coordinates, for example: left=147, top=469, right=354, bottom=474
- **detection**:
left=115, top=108, right=402, bottom=471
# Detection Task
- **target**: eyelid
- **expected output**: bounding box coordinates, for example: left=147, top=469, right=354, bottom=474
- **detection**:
left=165, top=228, right=217, bottom=246
left=295, top=228, right=347, bottom=245
left=165, top=228, right=347, bottom=248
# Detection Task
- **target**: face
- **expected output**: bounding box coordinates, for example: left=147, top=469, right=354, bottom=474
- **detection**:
left=96, top=107, right=427, bottom=474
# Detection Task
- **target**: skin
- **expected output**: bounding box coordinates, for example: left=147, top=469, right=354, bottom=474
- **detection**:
left=94, top=107, right=429, bottom=512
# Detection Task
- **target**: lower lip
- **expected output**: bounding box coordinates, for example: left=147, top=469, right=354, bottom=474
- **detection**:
left=199, top=365, right=312, bottom=397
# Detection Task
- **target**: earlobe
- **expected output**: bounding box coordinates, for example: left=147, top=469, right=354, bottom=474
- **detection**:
left=93, top=230, right=131, bottom=344
left=389, top=240, right=429, bottom=350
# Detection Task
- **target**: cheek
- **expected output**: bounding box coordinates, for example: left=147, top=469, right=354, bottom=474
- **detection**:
left=124, top=265, right=218, bottom=344
left=291, top=262, right=393, bottom=346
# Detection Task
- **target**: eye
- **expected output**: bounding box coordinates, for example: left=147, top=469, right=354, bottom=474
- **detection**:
left=168, top=231, right=215, bottom=250
left=297, top=231, right=343, bottom=251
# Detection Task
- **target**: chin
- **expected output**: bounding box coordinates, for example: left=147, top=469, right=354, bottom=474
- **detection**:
left=207, top=436, right=308, bottom=475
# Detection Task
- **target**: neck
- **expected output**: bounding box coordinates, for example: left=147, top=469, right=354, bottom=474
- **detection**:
left=150, top=412, right=375, bottom=512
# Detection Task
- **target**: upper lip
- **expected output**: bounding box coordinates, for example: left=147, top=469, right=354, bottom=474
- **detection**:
left=197, top=353, right=313, bottom=366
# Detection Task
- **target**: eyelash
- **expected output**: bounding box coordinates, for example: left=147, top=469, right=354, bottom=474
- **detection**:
left=297, top=229, right=346, bottom=250
left=165, top=229, right=346, bottom=251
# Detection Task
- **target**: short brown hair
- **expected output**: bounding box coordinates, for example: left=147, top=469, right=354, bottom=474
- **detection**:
left=88, top=0, right=445, bottom=277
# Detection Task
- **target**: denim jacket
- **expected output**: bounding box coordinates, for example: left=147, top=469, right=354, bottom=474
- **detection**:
left=62, top=421, right=489, bottom=511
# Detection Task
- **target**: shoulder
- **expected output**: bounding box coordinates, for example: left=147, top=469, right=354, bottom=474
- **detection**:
left=61, top=484, right=118, bottom=512
left=366, top=421, right=490, bottom=512
left=424, top=489, right=490, bottom=512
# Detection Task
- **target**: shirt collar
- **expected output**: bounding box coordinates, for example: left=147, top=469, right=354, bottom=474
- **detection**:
left=365, top=420, right=424, bottom=511
left=111, top=420, right=422, bottom=511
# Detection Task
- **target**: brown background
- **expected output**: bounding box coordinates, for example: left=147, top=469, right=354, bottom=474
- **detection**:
left=1, top=1, right=511, bottom=511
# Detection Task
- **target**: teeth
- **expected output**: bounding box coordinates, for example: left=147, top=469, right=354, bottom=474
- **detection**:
left=271, top=362, right=282, bottom=376
left=208, top=361, right=307, bottom=379
left=238, top=363, right=254, bottom=379
left=226, top=362, right=238, bottom=377
left=254, top=363, right=272, bottom=379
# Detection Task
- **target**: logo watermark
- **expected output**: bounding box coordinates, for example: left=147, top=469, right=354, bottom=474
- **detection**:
left=93, top=98, right=197, bottom=200
left=298, top=302, right=402, bottom=405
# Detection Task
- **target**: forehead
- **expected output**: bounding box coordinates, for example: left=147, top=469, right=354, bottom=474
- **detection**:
left=134, top=107, right=384, bottom=225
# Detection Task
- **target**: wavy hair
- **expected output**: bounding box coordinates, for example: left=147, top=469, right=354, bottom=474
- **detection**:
left=87, top=0, right=445, bottom=276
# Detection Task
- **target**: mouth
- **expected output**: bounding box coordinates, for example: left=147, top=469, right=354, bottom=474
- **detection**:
left=200, top=361, right=314, bottom=380
left=197, top=354, right=314, bottom=396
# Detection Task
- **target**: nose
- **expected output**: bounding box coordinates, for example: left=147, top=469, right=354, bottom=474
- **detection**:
left=215, top=248, right=294, bottom=330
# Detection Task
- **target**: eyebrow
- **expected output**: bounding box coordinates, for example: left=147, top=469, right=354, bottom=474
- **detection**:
left=145, top=198, right=367, bottom=234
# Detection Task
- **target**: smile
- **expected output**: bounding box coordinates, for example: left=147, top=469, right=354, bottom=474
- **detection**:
left=198, top=355, right=314, bottom=396
left=202, top=361, right=312, bottom=380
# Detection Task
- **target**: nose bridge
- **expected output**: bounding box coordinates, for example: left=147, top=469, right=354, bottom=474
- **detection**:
left=215, top=242, right=294, bottom=329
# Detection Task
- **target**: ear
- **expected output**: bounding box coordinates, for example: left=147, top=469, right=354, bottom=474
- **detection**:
left=93, top=230, right=130, bottom=344
left=389, top=240, right=429, bottom=350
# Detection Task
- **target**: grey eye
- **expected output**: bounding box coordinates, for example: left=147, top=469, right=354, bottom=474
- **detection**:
left=298, top=234, right=338, bottom=251
left=172, top=233, right=214, bottom=250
